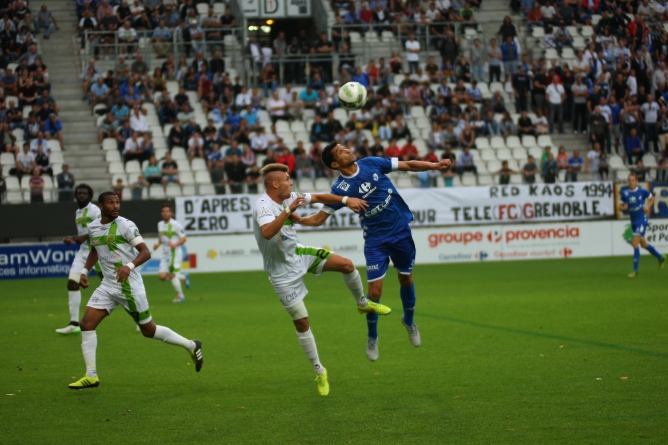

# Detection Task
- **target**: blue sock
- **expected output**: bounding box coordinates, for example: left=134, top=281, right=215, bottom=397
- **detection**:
left=366, top=297, right=378, bottom=339
left=646, top=244, right=663, bottom=260
left=400, top=283, right=416, bottom=326
left=633, top=248, right=640, bottom=272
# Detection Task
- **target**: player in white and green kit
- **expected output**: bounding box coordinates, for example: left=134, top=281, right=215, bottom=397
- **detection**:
left=253, top=164, right=391, bottom=396
left=56, top=184, right=101, bottom=335
left=154, top=204, right=189, bottom=302
left=68, top=192, right=203, bottom=389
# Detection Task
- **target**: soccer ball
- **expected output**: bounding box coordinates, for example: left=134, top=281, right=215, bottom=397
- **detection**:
left=338, top=82, right=367, bottom=111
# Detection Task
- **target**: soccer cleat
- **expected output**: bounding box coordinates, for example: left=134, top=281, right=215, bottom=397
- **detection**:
left=357, top=300, right=392, bottom=315
left=628, top=271, right=638, bottom=278
left=56, top=325, right=81, bottom=335
left=189, top=339, right=203, bottom=372
left=173, top=296, right=186, bottom=303
left=659, top=255, right=666, bottom=270
left=314, top=368, right=329, bottom=396
left=68, top=375, right=99, bottom=390
left=366, top=337, right=379, bottom=361
left=401, top=316, right=421, bottom=347
left=184, top=273, right=191, bottom=289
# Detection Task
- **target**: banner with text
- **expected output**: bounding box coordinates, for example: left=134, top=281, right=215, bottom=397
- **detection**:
left=175, top=183, right=615, bottom=235
left=0, top=243, right=80, bottom=280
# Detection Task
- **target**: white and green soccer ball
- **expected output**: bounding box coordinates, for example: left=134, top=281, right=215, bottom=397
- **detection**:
left=338, top=82, right=367, bottom=111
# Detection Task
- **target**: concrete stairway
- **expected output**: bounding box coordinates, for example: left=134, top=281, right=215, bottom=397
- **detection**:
left=41, top=0, right=109, bottom=194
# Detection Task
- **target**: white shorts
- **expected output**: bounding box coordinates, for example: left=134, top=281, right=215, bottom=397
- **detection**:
left=271, top=245, right=332, bottom=310
left=68, top=249, right=89, bottom=281
left=159, top=248, right=183, bottom=274
left=87, top=282, right=152, bottom=325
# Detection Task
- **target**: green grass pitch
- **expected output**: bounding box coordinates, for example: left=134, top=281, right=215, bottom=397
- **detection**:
left=1, top=257, right=667, bottom=444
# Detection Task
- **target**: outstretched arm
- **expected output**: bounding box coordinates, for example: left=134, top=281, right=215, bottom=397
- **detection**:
left=398, top=159, right=451, bottom=172
left=310, top=193, right=368, bottom=213
left=291, top=210, right=331, bottom=227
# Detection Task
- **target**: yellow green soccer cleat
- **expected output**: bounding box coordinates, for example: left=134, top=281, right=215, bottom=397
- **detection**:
left=68, top=375, right=99, bottom=390
left=189, top=339, right=203, bottom=372
left=628, top=271, right=638, bottom=278
left=315, top=368, right=329, bottom=396
left=56, top=325, right=81, bottom=335
left=357, top=300, right=392, bottom=315
left=659, top=255, right=666, bottom=270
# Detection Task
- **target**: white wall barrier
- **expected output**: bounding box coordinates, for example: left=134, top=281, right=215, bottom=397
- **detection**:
left=174, top=183, right=615, bottom=235
left=140, top=220, right=667, bottom=275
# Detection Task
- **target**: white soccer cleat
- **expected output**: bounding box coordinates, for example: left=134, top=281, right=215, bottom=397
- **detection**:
left=55, top=325, right=81, bottom=335
left=366, top=337, right=379, bottom=361
left=401, top=317, right=421, bottom=347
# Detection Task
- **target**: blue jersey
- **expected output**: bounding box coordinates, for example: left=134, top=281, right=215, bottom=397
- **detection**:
left=322, top=157, right=413, bottom=241
left=620, top=186, right=651, bottom=226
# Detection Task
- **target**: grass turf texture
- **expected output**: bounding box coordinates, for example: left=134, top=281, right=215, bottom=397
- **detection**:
left=1, top=257, right=667, bottom=444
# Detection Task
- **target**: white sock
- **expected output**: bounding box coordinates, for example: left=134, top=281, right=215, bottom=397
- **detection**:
left=342, top=269, right=367, bottom=307
left=296, top=329, right=324, bottom=374
left=153, top=325, right=194, bottom=351
left=170, top=276, right=184, bottom=298
left=81, top=330, right=97, bottom=378
left=68, top=290, right=81, bottom=322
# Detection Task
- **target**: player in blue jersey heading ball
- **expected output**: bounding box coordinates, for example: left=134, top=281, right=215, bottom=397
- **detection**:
left=619, top=173, right=666, bottom=278
left=291, top=142, right=451, bottom=361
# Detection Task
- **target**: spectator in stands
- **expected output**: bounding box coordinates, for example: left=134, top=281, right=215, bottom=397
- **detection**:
left=500, top=112, right=517, bottom=136
left=210, top=159, right=226, bottom=194
left=78, top=9, right=98, bottom=50
left=495, top=160, right=518, bottom=185
left=111, top=99, right=130, bottom=122
left=405, top=34, right=420, bottom=74
left=98, top=112, right=118, bottom=144
left=400, top=138, right=419, bottom=161
left=161, top=152, right=180, bottom=186
left=295, top=149, right=315, bottom=186
left=590, top=105, right=610, bottom=150
left=29, top=167, right=44, bottom=203
left=187, top=131, right=204, bottom=161
left=298, top=86, right=319, bottom=110
left=129, top=105, right=149, bottom=136
left=501, top=35, right=519, bottom=81
left=542, top=153, right=558, bottom=183
left=585, top=143, right=602, bottom=181
left=34, top=144, right=52, bottom=177
left=567, top=150, right=583, bottom=182
left=118, top=20, right=138, bottom=56
left=34, top=4, right=59, bottom=39
left=7, top=101, right=24, bottom=133
left=546, top=75, right=566, bottom=134
left=90, top=77, right=110, bottom=109
left=0, top=69, right=18, bottom=96
left=459, top=122, right=476, bottom=150
left=144, top=156, right=162, bottom=185
left=56, top=164, right=74, bottom=202
left=123, top=132, right=145, bottom=163
left=129, top=175, right=148, bottom=200
left=641, top=94, right=660, bottom=153
left=151, top=19, right=173, bottom=58
left=571, top=76, right=588, bottom=134
left=207, top=144, right=223, bottom=171
left=224, top=154, right=247, bottom=194
left=484, top=110, right=501, bottom=136
left=116, top=120, right=133, bottom=152
left=626, top=128, right=644, bottom=165
left=43, top=113, right=64, bottom=151
left=457, top=146, right=477, bottom=177
left=512, top=65, right=530, bottom=113
left=521, top=155, right=538, bottom=184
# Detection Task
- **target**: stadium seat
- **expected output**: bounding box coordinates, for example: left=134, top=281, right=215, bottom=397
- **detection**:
left=393, top=74, right=405, bottom=86
left=490, top=136, right=506, bottom=149
left=105, top=151, right=121, bottom=163
left=149, top=185, right=166, bottom=199
left=381, top=30, right=396, bottom=42
left=191, top=158, right=207, bottom=172
left=410, top=106, right=425, bottom=118
left=415, top=117, right=431, bottom=130
left=199, top=184, right=215, bottom=195
left=545, top=49, right=558, bottom=60
left=496, top=148, right=512, bottom=160
left=102, top=138, right=117, bottom=151
left=125, top=161, right=141, bottom=175
left=20, top=176, right=30, bottom=189
left=179, top=171, right=195, bottom=185
left=109, top=162, right=124, bottom=174
left=314, top=178, right=331, bottom=191
left=478, top=174, right=495, bottom=186
left=414, top=140, right=428, bottom=156
left=572, top=36, right=586, bottom=49
left=505, top=136, right=522, bottom=148
left=171, top=148, right=187, bottom=160
left=155, top=148, right=167, bottom=161
left=461, top=175, right=477, bottom=186
left=163, top=124, right=174, bottom=137
left=537, top=135, right=553, bottom=148
left=487, top=160, right=502, bottom=172
left=643, top=156, right=658, bottom=168
left=5, top=96, right=18, bottom=108
left=489, top=82, right=504, bottom=95
left=512, top=147, right=528, bottom=160
left=561, top=48, right=575, bottom=59
left=528, top=147, right=543, bottom=159
left=5, top=176, right=20, bottom=191
left=195, top=171, right=211, bottom=184
left=480, top=148, right=497, bottom=161
left=474, top=137, right=490, bottom=149
left=165, top=184, right=182, bottom=198
left=521, top=135, right=538, bottom=148
left=509, top=174, right=523, bottom=184
left=181, top=185, right=196, bottom=196
left=532, top=28, right=545, bottom=38
left=396, top=174, right=414, bottom=188
left=275, top=120, right=291, bottom=133
left=293, top=132, right=309, bottom=144
left=290, top=121, right=307, bottom=133
left=580, top=26, right=594, bottom=37
left=608, top=156, right=625, bottom=169
left=112, top=174, right=128, bottom=184
left=0, top=152, right=14, bottom=166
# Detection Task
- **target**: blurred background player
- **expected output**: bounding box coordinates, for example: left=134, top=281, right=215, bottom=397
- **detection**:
left=153, top=204, right=190, bottom=303
left=56, top=184, right=101, bottom=335
left=69, top=192, right=202, bottom=390
left=293, top=143, right=450, bottom=361
left=619, top=173, right=666, bottom=278
left=253, top=164, right=390, bottom=396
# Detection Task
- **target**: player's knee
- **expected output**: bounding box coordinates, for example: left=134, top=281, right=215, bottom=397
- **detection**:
left=139, top=323, right=156, bottom=338
left=293, top=317, right=309, bottom=332
left=80, top=319, right=94, bottom=331
left=67, top=280, right=80, bottom=291
left=398, top=273, right=413, bottom=288
left=341, top=259, right=355, bottom=274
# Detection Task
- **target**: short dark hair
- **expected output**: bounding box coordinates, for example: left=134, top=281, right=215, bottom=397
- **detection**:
left=628, top=172, right=638, bottom=180
left=161, top=203, right=173, bottom=212
left=322, top=142, right=338, bottom=169
left=75, top=183, right=94, bottom=200
left=98, top=191, right=117, bottom=204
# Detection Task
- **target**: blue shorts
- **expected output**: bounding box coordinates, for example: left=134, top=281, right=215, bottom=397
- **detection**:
left=364, top=228, right=416, bottom=282
left=632, top=221, right=648, bottom=237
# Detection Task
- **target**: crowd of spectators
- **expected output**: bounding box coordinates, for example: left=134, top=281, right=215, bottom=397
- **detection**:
left=0, top=2, right=66, bottom=203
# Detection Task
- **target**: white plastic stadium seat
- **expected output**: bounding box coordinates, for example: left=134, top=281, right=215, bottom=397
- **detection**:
left=165, top=183, right=182, bottom=197
left=505, top=136, right=522, bottom=148
left=496, top=148, right=512, bottom=160
left=522, top=135, right=538, bottom=148
left=190, top=158, right=207, bottom=172
left=109, top=162, right=124, bottom=174
left=198, top=184, right=215, bottom=195
left=0, top=152, right=14, bottom=166
left=195, top=171, right=211, bottom=184
left=490, top=136, right=506, bottom=149
left=149, top=185, right=166, bottom=199
left=125, top=160, right=141, bottom=174
left=537, top=135, right=553, bottom=148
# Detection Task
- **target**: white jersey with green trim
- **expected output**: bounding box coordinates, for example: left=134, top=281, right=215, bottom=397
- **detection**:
left=253, top=192, right=312, bottom=286
left=88, top=216, right=145, bottom=292
left=157, top=218, right=186, bottom=255
left=75, top=202, right=101, bottom=253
